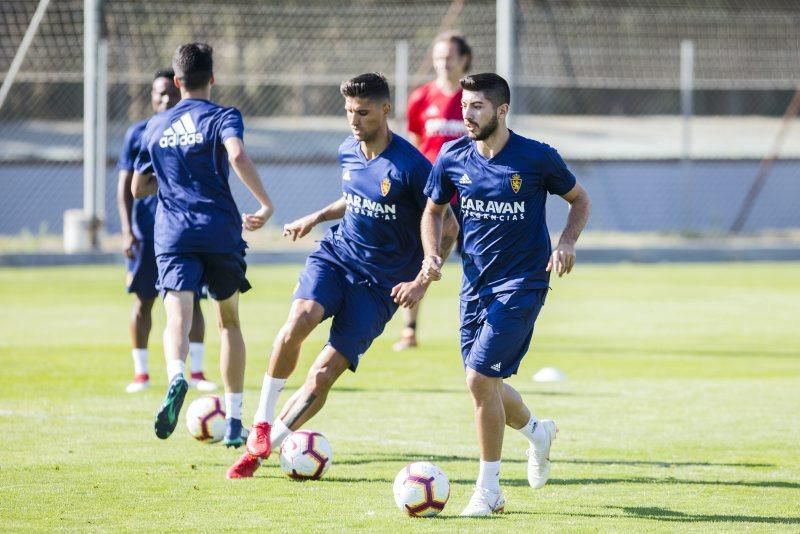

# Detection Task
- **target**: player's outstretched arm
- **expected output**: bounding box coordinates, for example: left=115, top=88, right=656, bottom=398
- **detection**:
left=393, top=200, right=454, bottom=307
left=420, top=198, right=449, bottom=282
left=131, top=171, right=157, bottom=199
left=282, top=198, right=346, bottom=242
left=547, top=182, right=591, bottom=277
left=224, top=137, right=274, bottom=231
left=117, top=170, right=137, bottom=259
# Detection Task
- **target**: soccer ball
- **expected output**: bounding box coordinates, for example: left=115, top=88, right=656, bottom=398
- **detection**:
left=279, top=430, right=333, bottom=479
left=185, top=395, right=226, bottom=443
left=393, top=462, right=450, bottom=517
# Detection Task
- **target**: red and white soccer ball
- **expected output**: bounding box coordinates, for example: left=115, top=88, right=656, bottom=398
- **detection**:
left=393, top=462, right=450, bottom=517
left=185, top=395, right=226, bottom=443
left=279, top=430, right=333, bottom=480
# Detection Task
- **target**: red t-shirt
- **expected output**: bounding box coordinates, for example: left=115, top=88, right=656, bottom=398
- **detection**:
left=407, top=82, right=466, bottom=163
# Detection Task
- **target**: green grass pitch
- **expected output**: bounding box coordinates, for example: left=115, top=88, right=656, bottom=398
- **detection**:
left=1, top=263, right=798, bottom=531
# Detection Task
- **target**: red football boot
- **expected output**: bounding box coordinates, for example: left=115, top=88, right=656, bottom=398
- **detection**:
left=226, top=453, right=261, bottom=479
left=246, top=422, right=272, bottom=459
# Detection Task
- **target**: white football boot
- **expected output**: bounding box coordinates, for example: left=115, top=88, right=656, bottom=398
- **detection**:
left=188, top=372, right=218, bottom=392
left=125, top=374, right=150, bottom=393
left=460, top=487, right=506, bottom=517
left=527, top=419, right=558, bottom=489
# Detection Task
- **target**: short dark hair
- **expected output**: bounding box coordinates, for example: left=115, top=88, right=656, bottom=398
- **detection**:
left=172, top=43, right=213, bottom=90
left=460, top=73, right=510, bottom=108
left=153, top=68, right=175, bottom=82
left=434, top=31, right=472, bottom=72
left=340, top=72, right=390, bottom=102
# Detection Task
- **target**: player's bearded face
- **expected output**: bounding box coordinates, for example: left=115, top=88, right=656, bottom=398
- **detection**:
left=344, top=96, right=387, bottom=143
left=462, top=91, right=499, bottom=141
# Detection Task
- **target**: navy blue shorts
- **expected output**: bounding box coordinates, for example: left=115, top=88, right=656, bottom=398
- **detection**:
left=293, top=257, right=397, bottom=371
left=156, top=251, right=251, bottom=301
left=460, top=288, right=548, bottom=378
left=126, top=240, right=159, bottom=300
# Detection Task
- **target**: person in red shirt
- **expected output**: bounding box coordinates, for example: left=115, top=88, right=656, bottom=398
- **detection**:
left=394, top=31, right=472, bottom=351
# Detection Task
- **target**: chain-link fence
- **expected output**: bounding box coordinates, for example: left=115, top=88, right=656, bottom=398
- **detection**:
left=515, top=0, right=800, bottom=115
left=2, top=0, right=799, bottom=245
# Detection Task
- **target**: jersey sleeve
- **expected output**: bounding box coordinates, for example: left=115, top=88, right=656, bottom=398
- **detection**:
left=423, top=151, right=455, bottom=205
left=405, top=156, right=433, bottom=210
left=543, top=146, right=577, bottom=196
left=406, top=87, right=425, bottom=136
left=116, top=124, right=139, bottom=172
left=133, top=122, right=153, bottom=175
left=220, top=108, right=245, bottom=142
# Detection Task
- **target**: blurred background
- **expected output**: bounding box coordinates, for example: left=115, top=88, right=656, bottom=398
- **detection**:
left=1, top=0, right=799, bottom=256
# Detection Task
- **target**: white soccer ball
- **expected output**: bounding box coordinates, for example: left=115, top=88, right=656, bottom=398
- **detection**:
left=185, top=395, right=226, bottom=443
left=279, top=430, right=333, bottom=479
left=393, top=462, right=450, bottom=517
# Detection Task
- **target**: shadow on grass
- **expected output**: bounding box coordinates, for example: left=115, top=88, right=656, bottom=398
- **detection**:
left=561, top=458, right=774, bottom=468
left=333, top=452, right=524, bottom=466
left=332, top=386, right=603, bottom=397
left=600, top=506, right=800, bottom=525
left=316, top=473, right=800, bottom=491
left=543, top=477, right=800, bottom=490
left=333, top=454, right=770, bottom=470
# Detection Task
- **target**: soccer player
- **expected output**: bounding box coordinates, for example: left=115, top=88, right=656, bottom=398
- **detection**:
left=226, top=73, right=459, bottom=478
left=421, top=73, right=591, bottom=516
left=394, top=31, right=472, bottom=352
left=132, top=43, right=274, bottom=446
left=116, top=68, right=217, bottom=394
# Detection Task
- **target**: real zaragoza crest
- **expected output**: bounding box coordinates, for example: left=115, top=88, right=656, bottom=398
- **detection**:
left=380, top=176, right=391, bottom=196
left=510, top=173, right=522, bottom=194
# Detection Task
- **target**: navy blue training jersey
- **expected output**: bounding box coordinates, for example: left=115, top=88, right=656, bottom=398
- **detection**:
left=134, top=98, right=245, bottom=255
left=316, top=133, right=431, bottom=289
left=117, top=118, right=156, bottom=241
left=424, top=131, right=577, bottom=299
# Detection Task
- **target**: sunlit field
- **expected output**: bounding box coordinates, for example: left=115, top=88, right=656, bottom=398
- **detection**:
left=1, top=263, right=798, bottom=531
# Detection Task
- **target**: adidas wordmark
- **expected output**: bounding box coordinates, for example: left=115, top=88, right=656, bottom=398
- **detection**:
left=159, top=112, right=204, bottom=148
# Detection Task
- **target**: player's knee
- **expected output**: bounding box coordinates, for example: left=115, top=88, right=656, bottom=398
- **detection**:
left=131, top=297, right=154, bottom=319
left=216, top=313, right=240, bottom=330
left=280, top=310, right=316, bottom=346
left=465, top=370, right=498, bottom=398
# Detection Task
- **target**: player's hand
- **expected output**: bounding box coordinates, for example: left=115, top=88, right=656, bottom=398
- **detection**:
left=390, top=279, right=428, bottom=308
left=546, top=242, right=576, bottom=277
left=282, top=212, right=320, bottom=241
left=242, top=204, right=272, bottom=231
left=122, top=231, right=138, bottom=260
left=421, top=254, right=443, bottom=282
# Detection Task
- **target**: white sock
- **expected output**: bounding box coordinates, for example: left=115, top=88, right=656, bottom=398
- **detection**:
left=253, top=374, right=287, bottom=424
left=476, top=460, right=501, bottom=493
left=225, top=392, right=243, bottom=420
left=188, top=342, right=204, bottom=374
left=517, top=415, right=539, bottom=444
left=166, top=359, right=185, bottom=382
left=131, top=348, right=148, bottom=376
left=270, top=418, right=292, bottom=449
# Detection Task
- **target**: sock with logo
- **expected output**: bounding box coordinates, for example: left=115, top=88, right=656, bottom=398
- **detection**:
left=253, top=374, right=287, bottom=424
left=476, top=460, right=502, bottom=493
left=517, top=414, right=539, bottom=444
